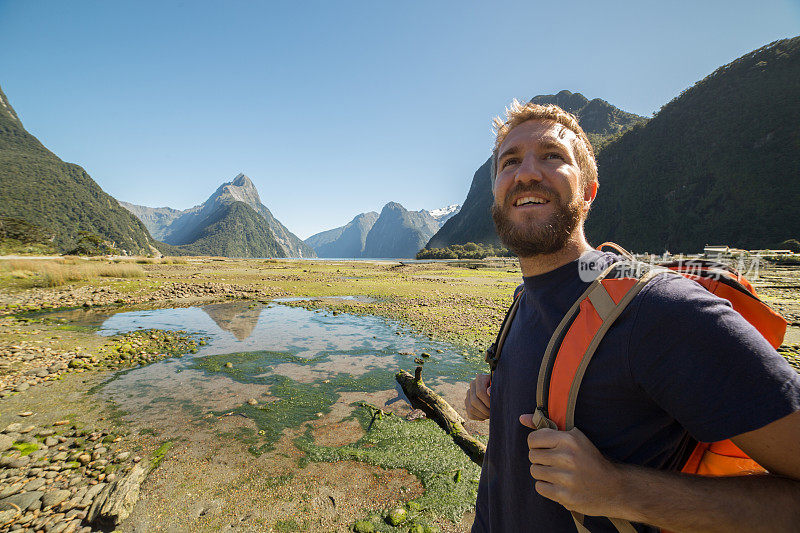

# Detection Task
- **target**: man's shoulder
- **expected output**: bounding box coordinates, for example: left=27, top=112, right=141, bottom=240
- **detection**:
left=633, top=269, right=732, bottom=316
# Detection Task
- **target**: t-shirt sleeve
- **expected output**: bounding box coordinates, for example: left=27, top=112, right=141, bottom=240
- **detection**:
left=627, top=274, right=800, bottom=443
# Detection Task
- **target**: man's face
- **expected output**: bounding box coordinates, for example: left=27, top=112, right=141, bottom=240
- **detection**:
left=491, top=119, right=594, bottom=257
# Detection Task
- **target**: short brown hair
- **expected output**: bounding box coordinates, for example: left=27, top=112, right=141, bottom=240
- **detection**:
left=491, top=100, right=597, bottom=188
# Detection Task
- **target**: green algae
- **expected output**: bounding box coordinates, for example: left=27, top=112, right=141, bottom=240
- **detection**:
left=195, top=351, right=397, bottom=454
left=151, top=440, right=173, bottom=468
left=12, top=442, right=39, bottom=456
left=297, top=404, right=482, bottom=526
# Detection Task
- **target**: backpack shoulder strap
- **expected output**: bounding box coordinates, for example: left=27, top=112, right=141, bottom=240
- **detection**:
left=534, top=261, right=665, bottom=431
left=484, top=284, right=525, bottom=373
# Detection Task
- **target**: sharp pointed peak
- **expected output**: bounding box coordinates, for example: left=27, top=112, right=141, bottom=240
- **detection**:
left=231, top=173, right=253, bottom=186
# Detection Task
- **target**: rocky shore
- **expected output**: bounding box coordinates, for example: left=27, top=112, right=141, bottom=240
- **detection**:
left=0, top=282, right=287, bottom=316
left=0, top=319, right=202, bottom=400
left=0, top=419, right=146, bottom=533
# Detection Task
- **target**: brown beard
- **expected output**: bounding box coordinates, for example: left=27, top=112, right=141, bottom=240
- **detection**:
left=491, top=183, right=582, bottom=258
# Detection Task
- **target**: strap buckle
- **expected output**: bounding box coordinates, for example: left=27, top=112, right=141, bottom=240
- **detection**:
left=532, top=408, right=558, bottom=430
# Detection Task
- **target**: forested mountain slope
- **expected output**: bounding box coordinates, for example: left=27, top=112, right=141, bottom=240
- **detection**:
left=0, top=84, right=158, bottom=254
left=587, top=36, right=800, bottom=252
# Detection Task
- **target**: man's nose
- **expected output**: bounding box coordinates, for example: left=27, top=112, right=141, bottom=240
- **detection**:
left=514, top=154, right=544, bottom=184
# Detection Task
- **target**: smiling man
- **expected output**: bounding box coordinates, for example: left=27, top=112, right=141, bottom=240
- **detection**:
left=465, top=100, right=800, bottom=532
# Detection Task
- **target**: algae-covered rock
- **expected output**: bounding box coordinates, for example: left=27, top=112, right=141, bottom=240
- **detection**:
left=407, top=525, right=425, bottom=533
left=352, top=520, right=375, bottom=533
left=387, top=507, right=407, bottom=526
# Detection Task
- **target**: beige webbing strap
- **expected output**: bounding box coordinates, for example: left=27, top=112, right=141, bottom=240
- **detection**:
left=563, top=269, right=661, bottom=430
left=535, top=262, right=622, bottom=410
left=609, top=517, right=639, bottom=533
left=572, top=512, right=591, bottom=532
left=587, top=284, right=616, bottom=320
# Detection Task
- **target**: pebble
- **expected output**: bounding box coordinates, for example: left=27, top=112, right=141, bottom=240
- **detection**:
left=0, top=490, right=43, bottom=511
left=7, top=456, right=30, bottom=469
left=17, top=411, right=33, bottom=417
left=23, top=478, right=46, bottom=491
left=41, top=489, right=71, bottom=508
left=3, top=423, right=22, bottom=433
left=0, top=434, right=13, bottom=452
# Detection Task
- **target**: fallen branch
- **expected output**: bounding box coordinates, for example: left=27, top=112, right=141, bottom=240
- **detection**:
left=396, top=366, right=486, bottom=466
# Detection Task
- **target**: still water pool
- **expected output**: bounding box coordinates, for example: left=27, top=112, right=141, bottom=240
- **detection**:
left=71, top=300, right=482, bottom=452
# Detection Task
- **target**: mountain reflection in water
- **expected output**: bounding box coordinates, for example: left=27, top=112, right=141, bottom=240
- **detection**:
left=200, top=300, right=262, bottom=340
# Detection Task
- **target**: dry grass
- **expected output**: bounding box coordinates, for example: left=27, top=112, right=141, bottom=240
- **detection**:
left=0, top=258, right=144, bottom=287
left=111, top=256, right=188, bottom=265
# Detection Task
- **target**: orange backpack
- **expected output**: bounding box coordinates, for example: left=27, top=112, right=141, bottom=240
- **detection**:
left=484, top=243, right=787, bottom=533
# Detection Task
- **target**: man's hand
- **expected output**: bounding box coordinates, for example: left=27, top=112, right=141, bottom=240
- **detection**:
left=519, top=414, right=623, bottom=517
left=465, top=373, right=491, bottom=420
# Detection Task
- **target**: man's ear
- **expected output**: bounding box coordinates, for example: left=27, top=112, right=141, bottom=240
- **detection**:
left=583, top=181, right=598, bottom=207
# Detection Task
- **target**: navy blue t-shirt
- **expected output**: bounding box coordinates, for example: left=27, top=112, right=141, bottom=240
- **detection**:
left=473, top=251, right=800, bottom=532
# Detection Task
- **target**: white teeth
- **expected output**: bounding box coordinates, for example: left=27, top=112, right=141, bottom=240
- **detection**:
left=515, top=196, right=547, bottom=206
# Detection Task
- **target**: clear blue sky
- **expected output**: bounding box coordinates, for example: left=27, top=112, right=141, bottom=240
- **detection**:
left=1, top=1, right=798, bottom=239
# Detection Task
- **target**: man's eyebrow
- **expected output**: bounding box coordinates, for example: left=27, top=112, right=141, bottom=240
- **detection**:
left=497, top=146, right=520, bottom=161
left=537, top=136, right=570, bottom=151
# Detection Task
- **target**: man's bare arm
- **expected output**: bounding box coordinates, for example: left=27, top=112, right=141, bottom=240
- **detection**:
left=520, top=410, right=800, bottom=532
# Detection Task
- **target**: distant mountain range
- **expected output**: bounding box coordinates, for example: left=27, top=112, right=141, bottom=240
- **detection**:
left=425, top=90, right=647, bottom=249
left=0, top=84, right=158, bottom=255
left=305, top=203, right=460, bottom=258
left=121, top=173, right=314, bottom=258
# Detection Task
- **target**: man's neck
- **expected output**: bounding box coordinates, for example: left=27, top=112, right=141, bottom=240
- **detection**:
left=518, top=238, right=593, bottom=277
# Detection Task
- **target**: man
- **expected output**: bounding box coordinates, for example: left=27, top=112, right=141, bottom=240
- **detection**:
left=465, top=100, right=800, bottom=532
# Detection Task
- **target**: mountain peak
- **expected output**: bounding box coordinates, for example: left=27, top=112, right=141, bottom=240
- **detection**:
left=531, top=90, right=590, bottom=113
left=232, top=173, right=252, bottom=187
left=212, top=173, right=261, bottom=209
left=382, top=201, right=406, bottom=212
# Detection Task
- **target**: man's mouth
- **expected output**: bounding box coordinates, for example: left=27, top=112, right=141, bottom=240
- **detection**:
left=513, top=196, right=549, bottom=207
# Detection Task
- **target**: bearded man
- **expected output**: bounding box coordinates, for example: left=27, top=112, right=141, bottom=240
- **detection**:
left=465, top=100, right=800, bottom=532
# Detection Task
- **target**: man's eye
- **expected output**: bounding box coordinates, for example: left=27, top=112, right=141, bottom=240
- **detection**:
left=544, top=153, right=563, bottom=160
left=501, top=158, right=519, bottom=169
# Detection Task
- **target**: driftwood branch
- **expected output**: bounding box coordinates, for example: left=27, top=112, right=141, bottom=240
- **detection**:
left=86, top=462, right=150, bottom=529
left=396, top=366, right=486, bottom=466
